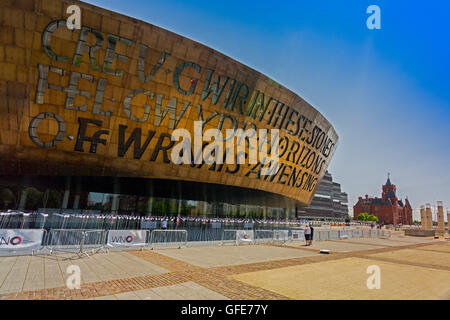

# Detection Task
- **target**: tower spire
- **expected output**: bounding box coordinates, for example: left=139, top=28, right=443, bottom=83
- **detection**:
left=385, top=173, right=392, bottom=186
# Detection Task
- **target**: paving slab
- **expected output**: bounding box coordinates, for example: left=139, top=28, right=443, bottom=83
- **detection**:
left=94, top=295, right=117, bottom=300
left=0, top=251, right=170, bottom=294
left=287, top=240, right=380, bottom=252
left=114, top=291, right=140, bottom=300
left=368, top=248, right=450, bottom=269
left=155, top=244, right=318, bottom=268
left=232, top=257, right=450, bottom=299
left=332, top=237, right=430, bottom=247
left=0, top=256, right=31, bottom=294
left=131, top=282, right=229, bottom=300
left=133, top=288, right=165, bottom=300
left=1, top=239, right=448, bottom=300
left=415, top=243, right=450, bottom=253
left=389, top=236, right=437, bottom=243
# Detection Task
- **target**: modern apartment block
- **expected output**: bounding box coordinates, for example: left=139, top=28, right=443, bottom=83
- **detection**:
left=296, top=171, right=349, bottom=220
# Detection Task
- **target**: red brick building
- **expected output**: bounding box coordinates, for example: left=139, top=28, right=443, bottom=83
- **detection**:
left=353, top=176, right=413, bottom=225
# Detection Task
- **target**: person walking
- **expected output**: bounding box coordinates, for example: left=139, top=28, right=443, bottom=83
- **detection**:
left=310, top=225, right=314, bottom=245
left=304, top=224, right=311, bottom=246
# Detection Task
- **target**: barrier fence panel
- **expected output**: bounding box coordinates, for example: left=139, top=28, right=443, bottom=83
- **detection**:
left=187, top=228, right=224, bottom=246
left=329, top=230, right=339, bottom=240
left=0, top=224, right=394, bottom=256
left=352, top=229, right=363, bottom=238
left=291, top=229, right=305, bottom=241
left=362, top=229, right=371, bottom=238
left=221, top=229, right=238, bottom=245
left=0, top=213, right=44, bottom=229
left=82, top=230, right=108, bottom=256
left=106, top=230, right=149, bottom=250
left=149, top=229, right=188, bottom=249
left=46, top=229, right=83, bottom=253
left=273, top=230, right=289, bottom=244
left=0, top=229, right=46, bottom=256
left=339, top=229, right=350, bottom=239
left=317, top=230, right=330, bottom=241
left=379, top=230, right=391, bottom=238
left=46, top=229, right=107, bottom=257
left=254, top=230, right=274, bottom=244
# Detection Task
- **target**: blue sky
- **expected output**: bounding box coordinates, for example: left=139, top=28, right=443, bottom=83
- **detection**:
left=85, top=0, right=450, bottom=220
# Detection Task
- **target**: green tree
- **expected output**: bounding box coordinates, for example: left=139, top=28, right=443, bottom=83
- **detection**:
left=357, top=212, right=379, bottom=222
left=42, top=189, right=62, bottom=208
left=357, top=213, right=369, bottom=221
left=0, top=188, right=15, bottom=209
left=24, top=187, right=43, bottom=210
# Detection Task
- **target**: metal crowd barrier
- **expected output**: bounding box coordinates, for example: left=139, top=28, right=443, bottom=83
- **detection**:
left=46, top=229, right=108, bottom=258
left=186, top=227, right=224, bottom=246
left=220, top=229, right=239, bottom=246
left=338, top=229, right=350, bottom=239
left=254, top=229, right=276, bottom=244
left=300, top=228, right=392, bottom=242
left=351, top=229, right=364, bottom=238
left=329, top=230, right=339, bottom=239
left=148, top=229, right=188, bottom=249
left=272, top=230, right=289, bottom=244
left=0, top=226, right=392, bottom=257
left=379, top=229, right=391, bottom=238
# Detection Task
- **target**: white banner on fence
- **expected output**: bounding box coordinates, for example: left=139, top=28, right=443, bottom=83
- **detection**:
left=273, top=230, right=289, bottom=241
left=0, top=229, right=44, bottom=251
left=291, top=230, right=304, bottom=241
left=236, top=230, right=254, bottom=245
left=107, top=230, right=147, bottom=248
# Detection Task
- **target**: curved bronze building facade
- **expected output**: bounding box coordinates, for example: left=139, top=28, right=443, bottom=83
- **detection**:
left=0, top=0, right=338, bottom=219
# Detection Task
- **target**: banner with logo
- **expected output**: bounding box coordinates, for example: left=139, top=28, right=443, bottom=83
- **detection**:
left=291, top=230, right=305, bottom=241
left=107, top=230, right=147, bottom=248
left=236, top=230, right=254, bottom=245
left=0, top=229, right=44, bottom=251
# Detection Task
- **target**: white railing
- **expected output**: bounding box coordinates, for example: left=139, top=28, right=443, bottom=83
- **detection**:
left=148, top=229, right=188, bottom=249
left=46, top=229, right=108, bottom=258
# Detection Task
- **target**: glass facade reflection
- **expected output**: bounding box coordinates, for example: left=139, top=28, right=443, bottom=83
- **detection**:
left=0, top=175, right=296, bottom=220
left=85, top=192, right=291, bottom=220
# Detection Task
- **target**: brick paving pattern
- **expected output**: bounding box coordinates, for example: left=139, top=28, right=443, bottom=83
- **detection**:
left=0, top=237, right=448, bottom=300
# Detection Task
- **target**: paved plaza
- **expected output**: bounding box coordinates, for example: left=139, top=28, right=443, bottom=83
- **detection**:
left=0, top=235, right=448, bottom=300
